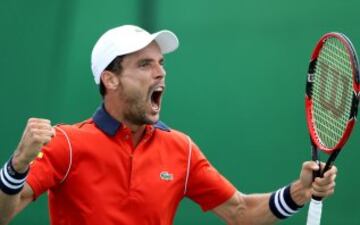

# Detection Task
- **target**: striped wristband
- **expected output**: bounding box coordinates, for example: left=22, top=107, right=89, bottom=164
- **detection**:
left=0, top=157, right=29, bottom=195
left=269, top=185, right=304, bottom=219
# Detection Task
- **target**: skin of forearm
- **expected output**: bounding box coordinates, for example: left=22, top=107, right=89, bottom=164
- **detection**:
left=0, top=193, right=19, bottom=225
left=234, top=193, right=278, bottom=225
left=213, top=192, right=278, bottom=225
left=231, top=180, right=309, bottom=225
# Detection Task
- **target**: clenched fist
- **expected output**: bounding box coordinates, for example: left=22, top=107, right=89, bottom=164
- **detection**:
left=291, top=161, right=337, bottom=205
left=302, top=162, right=337, bottom=197
left=11, top=118, right=55, bottom=173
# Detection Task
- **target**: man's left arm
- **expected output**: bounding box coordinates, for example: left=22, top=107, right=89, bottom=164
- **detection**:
left=212, top=161, right=337, bottom=225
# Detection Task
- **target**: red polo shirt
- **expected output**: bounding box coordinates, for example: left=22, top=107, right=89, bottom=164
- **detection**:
left=26, top=105, right=236, bottom=225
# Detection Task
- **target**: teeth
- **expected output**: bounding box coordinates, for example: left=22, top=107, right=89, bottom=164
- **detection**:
left=154, top=87, right=163, bottom=92
left=150, top=86, right=163, bottom=112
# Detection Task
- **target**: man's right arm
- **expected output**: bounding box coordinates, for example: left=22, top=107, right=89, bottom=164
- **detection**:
left=0, top=183, right=34, bottom=225
left=0, top=118, right=55, bottom=225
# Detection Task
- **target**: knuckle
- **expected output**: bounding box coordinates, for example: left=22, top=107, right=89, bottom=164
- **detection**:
left=333, top=166, right=338, bottom=173
left=27, top=118, right=51, bottom=126
left=29, top=127, right=38, bottom=135
left=302, top=161, right=309, bottom=168
left=32, top=134, right=42, bottom=142
left=41, top=119, right=51, bottom=124
left=33, top=134, right=46, bottom=143
left=28, top=124, right=36, bottom=130
left=27, top=120, right=34, bottom=127
left=28, top=118, right=40, bottom=124
left=28, top=128, right=35, bottom=135
left=28, top=122, right=40, bottom=129
left=44, top=135, right=52, bottom=141
left=28, top=118, right=36, bottom=123
left=312, top=190, right=319, bottom=196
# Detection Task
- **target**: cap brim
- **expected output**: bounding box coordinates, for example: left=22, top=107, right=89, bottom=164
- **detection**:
left=152, top=30, right=179, bottom=54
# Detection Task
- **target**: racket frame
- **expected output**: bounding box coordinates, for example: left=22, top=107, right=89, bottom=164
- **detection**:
left=305, top=32, right=360, bottom=155
left=305, top=32, right=360, bottom=225
left=305, top=32, right=360, bottom=202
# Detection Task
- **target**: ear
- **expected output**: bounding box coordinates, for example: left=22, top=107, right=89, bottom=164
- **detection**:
left=100, top=71, right=119, bottom=91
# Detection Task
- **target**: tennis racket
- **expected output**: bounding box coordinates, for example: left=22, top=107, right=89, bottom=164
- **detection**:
left=305, top=32, right=360, bottom=225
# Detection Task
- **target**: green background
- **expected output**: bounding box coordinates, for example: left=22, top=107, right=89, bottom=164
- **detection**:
left=1, top=0, right=359, bottom=224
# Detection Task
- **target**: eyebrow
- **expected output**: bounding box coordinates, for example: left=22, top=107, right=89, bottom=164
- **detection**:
left=137, top=57, right=164, bottom=64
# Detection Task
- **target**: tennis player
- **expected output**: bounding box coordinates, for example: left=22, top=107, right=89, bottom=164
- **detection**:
left=0, top=25, right=337, bottom=225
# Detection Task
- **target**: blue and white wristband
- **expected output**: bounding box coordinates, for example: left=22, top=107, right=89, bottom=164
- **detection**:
left=0, top=157, right=29, bottom=195
left=269, top=185, right=304, bottom=219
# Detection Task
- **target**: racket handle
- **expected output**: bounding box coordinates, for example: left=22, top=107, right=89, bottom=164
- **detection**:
left=306, top=199, right=323, bottom=225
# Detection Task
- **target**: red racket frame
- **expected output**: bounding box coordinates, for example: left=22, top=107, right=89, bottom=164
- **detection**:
left=305, top=32, right=360, bottom=154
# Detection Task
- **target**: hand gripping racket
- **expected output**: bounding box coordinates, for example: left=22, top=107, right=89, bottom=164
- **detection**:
left=305, top=32, right=360, bottom=225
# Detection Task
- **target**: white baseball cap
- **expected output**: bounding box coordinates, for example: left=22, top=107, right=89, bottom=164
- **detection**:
left=91, top=25, right=179, bottom=84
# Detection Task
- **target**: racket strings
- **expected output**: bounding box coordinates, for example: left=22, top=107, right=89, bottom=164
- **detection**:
left=320, top=44, right=352, bottom=77
left=316, top=62, right=351, bottom=117
left=311, top=37, right=354, bottom=148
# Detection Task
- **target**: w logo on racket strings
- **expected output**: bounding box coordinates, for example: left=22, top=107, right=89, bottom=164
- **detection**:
left=317, top=62, right=351, bottom=118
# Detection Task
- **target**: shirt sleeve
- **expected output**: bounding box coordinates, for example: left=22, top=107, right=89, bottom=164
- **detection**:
left=185, top=142, right=236, bottom=211
left=26, top=126, right=71, bottom=200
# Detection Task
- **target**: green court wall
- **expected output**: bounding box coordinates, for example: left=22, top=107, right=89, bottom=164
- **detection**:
left=1, top=0, right=359, bottom=224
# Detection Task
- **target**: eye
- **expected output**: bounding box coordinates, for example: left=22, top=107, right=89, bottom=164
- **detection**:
left=138, top=60, right=151, bottom=68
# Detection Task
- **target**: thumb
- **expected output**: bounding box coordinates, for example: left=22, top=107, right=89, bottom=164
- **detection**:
left=302, top=161, right=320, bottom=171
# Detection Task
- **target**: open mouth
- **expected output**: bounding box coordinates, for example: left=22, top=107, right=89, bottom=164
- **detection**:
left=150, top=87, right=164, bottom=111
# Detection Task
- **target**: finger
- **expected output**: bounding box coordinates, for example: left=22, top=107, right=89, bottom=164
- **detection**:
left=312, top=185, right=335, bottom=196
left=312, top=188, right=335, bottom=198
left=323, top=166, right=337, bottom=177
left=28, top=129, right=55, bottom=143
left=315, top=172, right=336, bottom=182
left=302, top=161, right=321, bottom=171
left=28, top=123, right=54, bottom=132
left=51, top=127, right=56, bottom=137
left=28, top=118, right=51, bottom=125
left=28, top=117, right=51, bottom=123
left=27, top=124, right=54, bottom=135
left=312, top=178, right=336, bottom=199
left=31, top=133, right=54, bottom=145
left=27, top=119, right=53, bottom=131
left=44, top=128, right=56, bottom=142
left=313, top=176, right=336, bottom=189
left=27, top=120, right=52, bottom=132
left=29, top=129, right=55, bottom=137
left=28, top=119, right=51, bottom=126
left=43, top=135, right=54, bottom=145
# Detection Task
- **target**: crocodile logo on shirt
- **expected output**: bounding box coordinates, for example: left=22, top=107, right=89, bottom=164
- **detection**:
left=160, top=171, right=174, bottom=181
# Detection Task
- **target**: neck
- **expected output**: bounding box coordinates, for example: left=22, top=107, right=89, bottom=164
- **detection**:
left=103, top=98, right=146, bottom=147
left=130, top=127, right=146, bottom=147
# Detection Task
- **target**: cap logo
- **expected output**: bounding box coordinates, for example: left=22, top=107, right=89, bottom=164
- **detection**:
left=160, top=171, right=174, bottom=181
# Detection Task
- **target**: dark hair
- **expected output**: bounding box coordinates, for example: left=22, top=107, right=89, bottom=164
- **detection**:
left=99, top=55, right=124, bottom=97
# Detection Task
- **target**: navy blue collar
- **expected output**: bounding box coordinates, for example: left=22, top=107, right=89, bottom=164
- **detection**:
left=92, top=105, right=171, bottom=136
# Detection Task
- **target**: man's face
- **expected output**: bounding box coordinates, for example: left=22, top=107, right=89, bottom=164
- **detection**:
left=116, top=41, right=166, bottom=126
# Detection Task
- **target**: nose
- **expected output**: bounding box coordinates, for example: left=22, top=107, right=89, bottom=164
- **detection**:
left=154, top=64, right=166, bottom=80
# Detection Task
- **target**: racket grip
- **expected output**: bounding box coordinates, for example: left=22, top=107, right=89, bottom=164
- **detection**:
left=306, top=199, right=323, bottom=225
